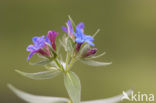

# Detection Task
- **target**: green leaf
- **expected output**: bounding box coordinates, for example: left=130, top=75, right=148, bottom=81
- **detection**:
left=59, top=35, right=74, bottom=53
left=8, top=84, right=69, bottom=103
left=92, top=29, right=100, bottom=38
left=80, top=59, right=112, bottom=67
left=86, top=52, right=106, bottom=59
left=15, top=70, right=61, bottom=80
left=59, top=38, right=67, bottom=51
left=64, top=71, right=81, bottom=103
left=66, top=37, right=75, bottom=53
left=78, top=44, right=90, bottom=57
left=68, top=15, right=76, bottom=32
left=82, top=90, right=133, bottom=103
left=44, top=66, right=58, bottom=71
left=8, top=84, right=133, bottom=103
left=29, top=59, right=51, bottom=66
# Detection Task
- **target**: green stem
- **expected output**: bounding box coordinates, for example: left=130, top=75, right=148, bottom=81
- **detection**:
left=54, top=59, right=65, bottom=72
left=65, top=53, right=70, bottom=71
left=66, top=57, right=75, bottom=73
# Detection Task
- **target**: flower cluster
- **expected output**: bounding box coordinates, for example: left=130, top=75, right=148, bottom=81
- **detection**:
left=27, top=19, right=97, bottom=61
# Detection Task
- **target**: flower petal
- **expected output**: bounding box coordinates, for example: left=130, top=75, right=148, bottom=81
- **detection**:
left=75, top=38, right=84, bottom=44
left=27, top=36, right=47, bottom=60
left=27, top=51, right=37, bottom=61
left=85, top=35, right=94, bottom=41
left=67, top=20, right=73, bottom=32
left=32, top=36, right=38, bottom=43
left=85, top=40, right=95, bottom=46
left=77, top=22, right=84, bottom=30
left=26, top=45, right=35, bottom=52
left=62, top=26, right=68, bottom=33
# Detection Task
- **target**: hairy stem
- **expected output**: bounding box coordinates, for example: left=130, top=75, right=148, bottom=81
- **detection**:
left=54, top=58, right=65, bottom=72
left=66, top=57, right=75, bottom=73
left=65, top=52, right=70, bottom=71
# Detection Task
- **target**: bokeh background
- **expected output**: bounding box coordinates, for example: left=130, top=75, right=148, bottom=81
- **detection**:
left=0, top=0, right=156, bottom=103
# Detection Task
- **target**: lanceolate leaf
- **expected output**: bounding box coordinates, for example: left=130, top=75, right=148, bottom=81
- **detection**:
left=8, top=84, right=133, bottom=103
left=29, top=59, right=51, bottom=66
left=59, top=38, right=66, bottom=51
left=86, top=52, right=106, bottom=59
left=81, top=90, right=133, bottom=103
left=8, top=84, right=69, bottom=103
left=92, top=29, right=100, bottom=38
left=66, top=37, right=75, bottom=54
left=68, top=15, right=76, bottom=32
left=80, top=59, right=112, bottom=67
left=15, top=70, right=61, bottom=80
left=78, top=44, right=90, bottom=57
left=64, top=71, right=81, bottom=103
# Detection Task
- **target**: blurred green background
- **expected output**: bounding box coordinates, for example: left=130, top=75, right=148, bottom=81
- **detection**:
left=0, top=0, right=156, bottom=103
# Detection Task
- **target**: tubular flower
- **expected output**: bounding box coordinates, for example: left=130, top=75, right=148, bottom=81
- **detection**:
left=74, top=27, right=95, bottom=46
left=46, top=31, right=59, bottom=51
left=26, top=36, right=50, bottom=61
left=62, top=20, right=94, bottom=46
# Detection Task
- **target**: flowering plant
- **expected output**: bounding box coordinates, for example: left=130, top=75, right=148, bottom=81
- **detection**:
left=8, top=16, right=132, bottom=103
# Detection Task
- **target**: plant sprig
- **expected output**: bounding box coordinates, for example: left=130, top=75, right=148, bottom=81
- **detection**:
left=12, top=16, right=111, bottom=103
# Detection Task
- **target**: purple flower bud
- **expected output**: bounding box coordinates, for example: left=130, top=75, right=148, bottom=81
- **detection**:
left=84, top=48, right=97, bottom=57
left=46, top=31, right=59, bottom=51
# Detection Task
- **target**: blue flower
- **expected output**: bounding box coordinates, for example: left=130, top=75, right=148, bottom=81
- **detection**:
left=74, top=27, right=95, bottom=46
left=26, top=36, right=49, bottom=61
left=62, top=20, right=94, bottom=46
left=77, top=22, right=85, bottom=31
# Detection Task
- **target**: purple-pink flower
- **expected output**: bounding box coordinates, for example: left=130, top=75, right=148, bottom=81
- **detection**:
left=46, top=31, right=59, bottom=51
